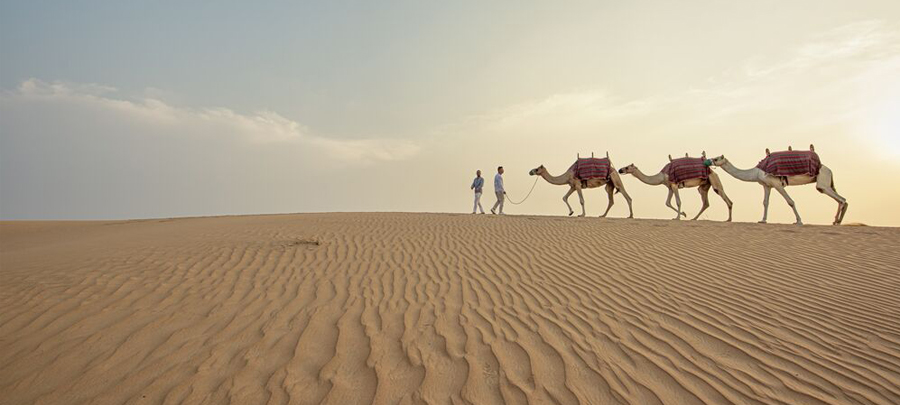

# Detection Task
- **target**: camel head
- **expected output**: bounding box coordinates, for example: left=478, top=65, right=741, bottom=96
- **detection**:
left=529, top=165, right=546, bottom=176
left=709, top=155, right=728, bottom=167
left=618, top=164, right=637, bottom=175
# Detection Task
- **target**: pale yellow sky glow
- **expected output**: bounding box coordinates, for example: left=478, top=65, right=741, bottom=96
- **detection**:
left=1, top=3, right=899, bottom=225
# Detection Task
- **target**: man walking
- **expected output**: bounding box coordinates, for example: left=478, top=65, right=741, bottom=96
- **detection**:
left=470, top=170, right=485, bottom=214
left=491, top=166, right=505, bottom=215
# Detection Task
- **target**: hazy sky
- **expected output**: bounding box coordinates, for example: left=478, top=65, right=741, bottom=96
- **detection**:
left=2, top=1, right=900, bottom=225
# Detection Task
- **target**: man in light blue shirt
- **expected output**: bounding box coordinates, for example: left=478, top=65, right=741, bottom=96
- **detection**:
left=470, top=170, right=485, bottom=214
left=491, top=166, right=506, bottom=215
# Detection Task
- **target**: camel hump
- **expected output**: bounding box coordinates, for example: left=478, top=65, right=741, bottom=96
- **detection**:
left=788, top=145, right=793, bottom=151
left=810, top=144, right=815, bottom=151
left=701, top=150, right=706, bottom=158
left=668, top=154, right=673, bottom=161
left=685, top=152, right=689, bottom=157
left=766, top=148, right=770, bottom=155
left=606, top=151, right=609, bottom=158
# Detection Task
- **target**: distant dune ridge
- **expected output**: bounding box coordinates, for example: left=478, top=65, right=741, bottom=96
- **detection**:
left=1, top=213, right=899, bottom=405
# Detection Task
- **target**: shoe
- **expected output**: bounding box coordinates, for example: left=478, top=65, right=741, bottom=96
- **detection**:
left=490, top=209, right=496, bottom=214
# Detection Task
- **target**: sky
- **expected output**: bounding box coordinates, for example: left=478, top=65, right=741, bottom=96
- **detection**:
left=2, top=1, right=900, bottom=225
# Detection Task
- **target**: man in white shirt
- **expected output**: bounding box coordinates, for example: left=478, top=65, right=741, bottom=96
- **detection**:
left=470, top=170, right=485, bottom=214
left=491, top=166, right=506, bottom=215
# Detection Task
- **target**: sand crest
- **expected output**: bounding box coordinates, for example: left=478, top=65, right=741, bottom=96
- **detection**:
left=1, top=213, right=899, bottom=404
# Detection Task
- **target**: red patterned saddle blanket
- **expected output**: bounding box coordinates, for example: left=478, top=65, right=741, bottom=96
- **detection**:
left=568, top=158, right=611, bottom=181
left=756, top=151, right=821, bottom=177
left=662, top=157, right=710, bottom=185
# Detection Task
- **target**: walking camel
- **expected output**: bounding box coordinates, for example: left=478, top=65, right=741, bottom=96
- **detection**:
left=618, top=152, right=734, bottom=221
left=709, top=145, right=848, bottom=225
left=529, top=153, right=634, bottom=218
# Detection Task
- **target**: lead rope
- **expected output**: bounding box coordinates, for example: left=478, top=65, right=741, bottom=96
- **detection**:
left=505, top=177, right=540, bottom=205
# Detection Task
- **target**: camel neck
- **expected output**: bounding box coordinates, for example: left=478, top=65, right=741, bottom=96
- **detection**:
left=721, top=161, right=759, bottom=182
left=632, top=168, right=666, bottom=185
left=541, top=169, right=572, bottom=185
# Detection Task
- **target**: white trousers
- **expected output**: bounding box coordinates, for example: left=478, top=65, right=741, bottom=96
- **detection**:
left=492, top=191, right=504, bottom=213
left=473, top=192, right=485, bottom=213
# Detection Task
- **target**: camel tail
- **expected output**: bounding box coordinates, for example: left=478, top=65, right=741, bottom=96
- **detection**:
left=831, top=177, right=836, bottom=193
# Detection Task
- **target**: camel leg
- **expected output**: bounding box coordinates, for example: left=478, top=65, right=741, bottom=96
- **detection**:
left=610, top=171, right=634, bottom=218
left=774, top=186, right=802, bottom=225
left=600, top=182, right=615, bottom=218
left=821, top=186, right=849, bottom=225
left=563, top=186, right=576, bottom=216
left=709, top=174, right=733, bottom=222
left=664, top=188, right=680, bottom=216
left=815, top=166, right=848, bottom=225
left=760, top=186, right=771, bottom=223
left=672, top=186, right=685, bottom=220
left=692, top=184, right=711, bottom=220
left=576, top=187, right=586, bottom=217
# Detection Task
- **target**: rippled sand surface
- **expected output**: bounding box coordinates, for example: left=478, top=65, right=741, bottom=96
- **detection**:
left=2, top=213, right=899, bottom=404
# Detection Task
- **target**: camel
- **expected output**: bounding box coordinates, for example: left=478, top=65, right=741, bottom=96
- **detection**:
left=618, top=152, right=733, bottom=221
left=528, top=153, right=634, bottom=218
left=709, top=145, right=848, bottom=225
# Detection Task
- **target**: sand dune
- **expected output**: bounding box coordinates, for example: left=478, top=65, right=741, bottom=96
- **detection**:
left=1, top=213, right=899, bottom=405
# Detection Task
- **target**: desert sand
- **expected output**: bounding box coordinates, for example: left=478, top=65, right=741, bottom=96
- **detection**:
left=1, top=213, right=899, bottom=405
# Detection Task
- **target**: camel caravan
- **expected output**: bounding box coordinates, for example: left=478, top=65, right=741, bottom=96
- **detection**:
left=524, top=145, right=847, bottom=225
